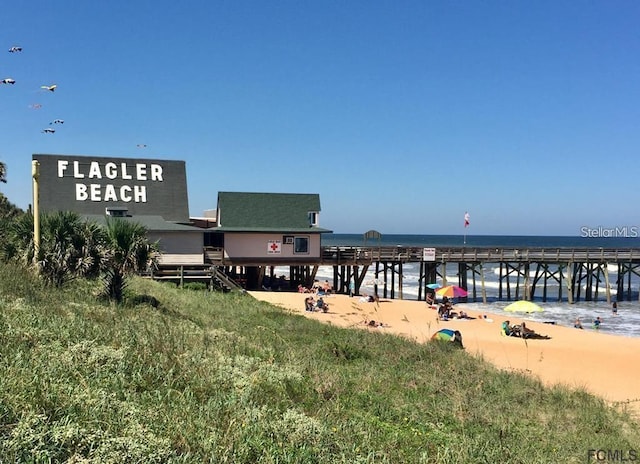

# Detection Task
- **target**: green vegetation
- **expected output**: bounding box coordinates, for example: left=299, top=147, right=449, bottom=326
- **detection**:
left=0, top=160, right=7, bottom=184
left=1, top=261, right=638, bottom=463
left=1, top=209, right=157, bottom=302
left=0, top=193, right=24, bottom=255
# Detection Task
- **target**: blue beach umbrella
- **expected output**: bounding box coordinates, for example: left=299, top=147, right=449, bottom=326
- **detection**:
left=426, top=283, right=442, bottom=290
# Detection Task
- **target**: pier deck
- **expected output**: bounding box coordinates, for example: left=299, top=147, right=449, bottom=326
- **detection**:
left=158, top=246, right=640, bottom=303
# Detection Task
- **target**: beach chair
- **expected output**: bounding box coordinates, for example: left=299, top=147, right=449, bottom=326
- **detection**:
left=500, top=321, right=511, bottom=336
left=501, top=321, right=521, bottom=337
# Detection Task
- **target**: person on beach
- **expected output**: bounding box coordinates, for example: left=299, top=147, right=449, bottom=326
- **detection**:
left=457, top=310, right=470, bottom=319
left=501, top=320, right=519, bottom=336
left=574, top=318, right=583, bottom=329
left=316, top=297, right=329, bottom=312
left=426, top=291, right=435, bottom=307
left=304, top=296, right=315, bottom=312
left=612, top=301, right=618, bottom=316
left=438, top=304, right=450, bottom=321
left=359, top=294, right=378, bottom=303
left=349, top=279, right=355, bottom=297
left=520, top=321, right=535, bottom=338
left=501, top=320, right=511, bottom=335
left=298, top=284, right=310, bottom=293
left=593, top=317, right=602, bottom=330
left=365, top=319, right=384, bottom=328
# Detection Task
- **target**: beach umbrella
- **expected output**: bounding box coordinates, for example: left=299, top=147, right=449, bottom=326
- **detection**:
left=431, top=329, right=464, bottom=348
left=426, top=283, right=442, bottom=290
left=435, top=285, right=468, bottom=298
left=504, top=300, right=544, bottom=313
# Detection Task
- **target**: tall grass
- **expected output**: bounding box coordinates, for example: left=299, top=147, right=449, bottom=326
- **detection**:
left=0, top=261, right=638, bottom=463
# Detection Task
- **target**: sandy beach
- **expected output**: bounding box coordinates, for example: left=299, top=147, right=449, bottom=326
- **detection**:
left=250, top=291, right=640, bottom=416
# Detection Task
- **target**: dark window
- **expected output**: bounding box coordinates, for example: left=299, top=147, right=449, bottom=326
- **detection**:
left=105, top=207, right=128, bottom=217
left=294, top=237, right=309, bottom=254
left=204, top=232, right=224, bottom=247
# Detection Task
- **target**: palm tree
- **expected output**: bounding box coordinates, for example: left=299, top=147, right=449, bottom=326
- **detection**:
left=102, top=217, right=157, bottom=303
left=0, top=194, right=24, bottom=259
left=4, top=211, right=106, bottom=286
left=0, top=161, right=6, bottom=184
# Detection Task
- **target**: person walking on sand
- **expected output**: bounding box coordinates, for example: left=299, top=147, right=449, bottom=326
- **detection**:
left=612, top=301, right=618, bottom=316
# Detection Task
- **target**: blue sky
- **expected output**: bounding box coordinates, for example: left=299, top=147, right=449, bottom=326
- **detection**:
left=1, top=1, right=639, bottom=236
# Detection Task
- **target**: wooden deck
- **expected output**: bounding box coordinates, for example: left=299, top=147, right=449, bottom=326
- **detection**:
left=320, top=246, right=640, bottom=265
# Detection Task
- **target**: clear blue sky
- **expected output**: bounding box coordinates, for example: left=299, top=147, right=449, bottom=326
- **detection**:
left=1, top=1, right=639, bottom=236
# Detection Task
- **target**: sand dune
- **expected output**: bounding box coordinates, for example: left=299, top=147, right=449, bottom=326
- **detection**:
left=250, top=291, right=640, bottom=417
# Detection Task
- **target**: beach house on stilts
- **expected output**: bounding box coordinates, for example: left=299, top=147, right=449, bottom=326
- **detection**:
left=202, top=191, right=332, bottom=290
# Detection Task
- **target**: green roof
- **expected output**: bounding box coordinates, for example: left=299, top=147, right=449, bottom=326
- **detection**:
left=216, top=192, right=332, bottom=233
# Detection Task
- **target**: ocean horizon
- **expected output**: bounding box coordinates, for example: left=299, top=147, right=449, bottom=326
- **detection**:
left=321, top=233, right=640, bottom=248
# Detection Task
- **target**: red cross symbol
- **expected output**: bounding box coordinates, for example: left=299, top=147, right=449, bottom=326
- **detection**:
left=270, top=242, right=279, bottom=251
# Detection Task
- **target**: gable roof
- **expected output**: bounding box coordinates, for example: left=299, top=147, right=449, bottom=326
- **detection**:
left=216, top=192, right=332, bottom=233
left=84, top=215, right=204, bottom=232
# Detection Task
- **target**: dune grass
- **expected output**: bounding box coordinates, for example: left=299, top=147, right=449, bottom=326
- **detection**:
left=0, top=261, right=638, bottom=463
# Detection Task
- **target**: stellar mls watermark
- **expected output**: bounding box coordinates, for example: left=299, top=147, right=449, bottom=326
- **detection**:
left=580, top=226, right=639, bottom=238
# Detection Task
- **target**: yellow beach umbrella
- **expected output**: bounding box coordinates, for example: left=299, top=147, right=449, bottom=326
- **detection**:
left=504, top=301, right=543, bottom=313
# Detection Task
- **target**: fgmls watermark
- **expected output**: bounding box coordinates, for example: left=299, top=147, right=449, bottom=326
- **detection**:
left=580, top=226, right=639, bottom=238
left=587, top=449, right=638, bottom=462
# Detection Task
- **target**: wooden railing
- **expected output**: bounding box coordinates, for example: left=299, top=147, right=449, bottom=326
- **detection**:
left=320, top=246, right=640, bottom=264
left=202, top=245, right=640, bottom=266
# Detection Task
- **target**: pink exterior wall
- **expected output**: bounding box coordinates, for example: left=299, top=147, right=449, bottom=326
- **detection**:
left=223, top=232, right=321, bottom=259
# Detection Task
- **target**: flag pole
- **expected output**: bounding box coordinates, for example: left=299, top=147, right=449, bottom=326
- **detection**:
left=463, top=212, right=469, bottom=246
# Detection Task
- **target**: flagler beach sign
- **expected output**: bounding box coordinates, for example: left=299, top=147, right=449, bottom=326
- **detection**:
left=57, top=159, right=164, bottom=203
left=32, top=154, right=190, bottom=222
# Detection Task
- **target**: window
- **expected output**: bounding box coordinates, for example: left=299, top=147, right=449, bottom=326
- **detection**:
left=283, top=235, right=294, bottom=244
left=105, top=207, right=128, bottom=217
left=294, top=236, right=309, bottom=254
left=204, top=232, right=224, bottom=247
left=308, top=212, right=318, bottom=226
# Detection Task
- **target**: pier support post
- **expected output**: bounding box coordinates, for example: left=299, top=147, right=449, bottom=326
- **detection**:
left=604, top=263, right=611, bottom=304
left=480, top=264, right=487, bottom=304
left=566, top=262, right=574, bottom=304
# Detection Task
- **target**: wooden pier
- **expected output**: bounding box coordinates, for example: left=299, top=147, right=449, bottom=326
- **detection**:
left=160, top=246, right=640, bottom=303
left=317, top=246, right=640, bottom=303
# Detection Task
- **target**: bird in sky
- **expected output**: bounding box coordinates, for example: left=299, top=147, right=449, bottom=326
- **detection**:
left=1, top=78, right=16, bottom=85
left=8, top=46, right=22, bottom=53
left=42, top=128, right=55, bottom=134
left=50, top=119, right=64, bottom=125
left=136, top=144, right=148, bottom=148
left=29, top=103, right=42, bottom=109
left=41, top=84, right=57, bottom=92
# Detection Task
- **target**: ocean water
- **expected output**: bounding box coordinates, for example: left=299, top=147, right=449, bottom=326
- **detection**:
left=322, top=233, right=640, bottom=248
left=286, top=234, right=640, bottom=338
